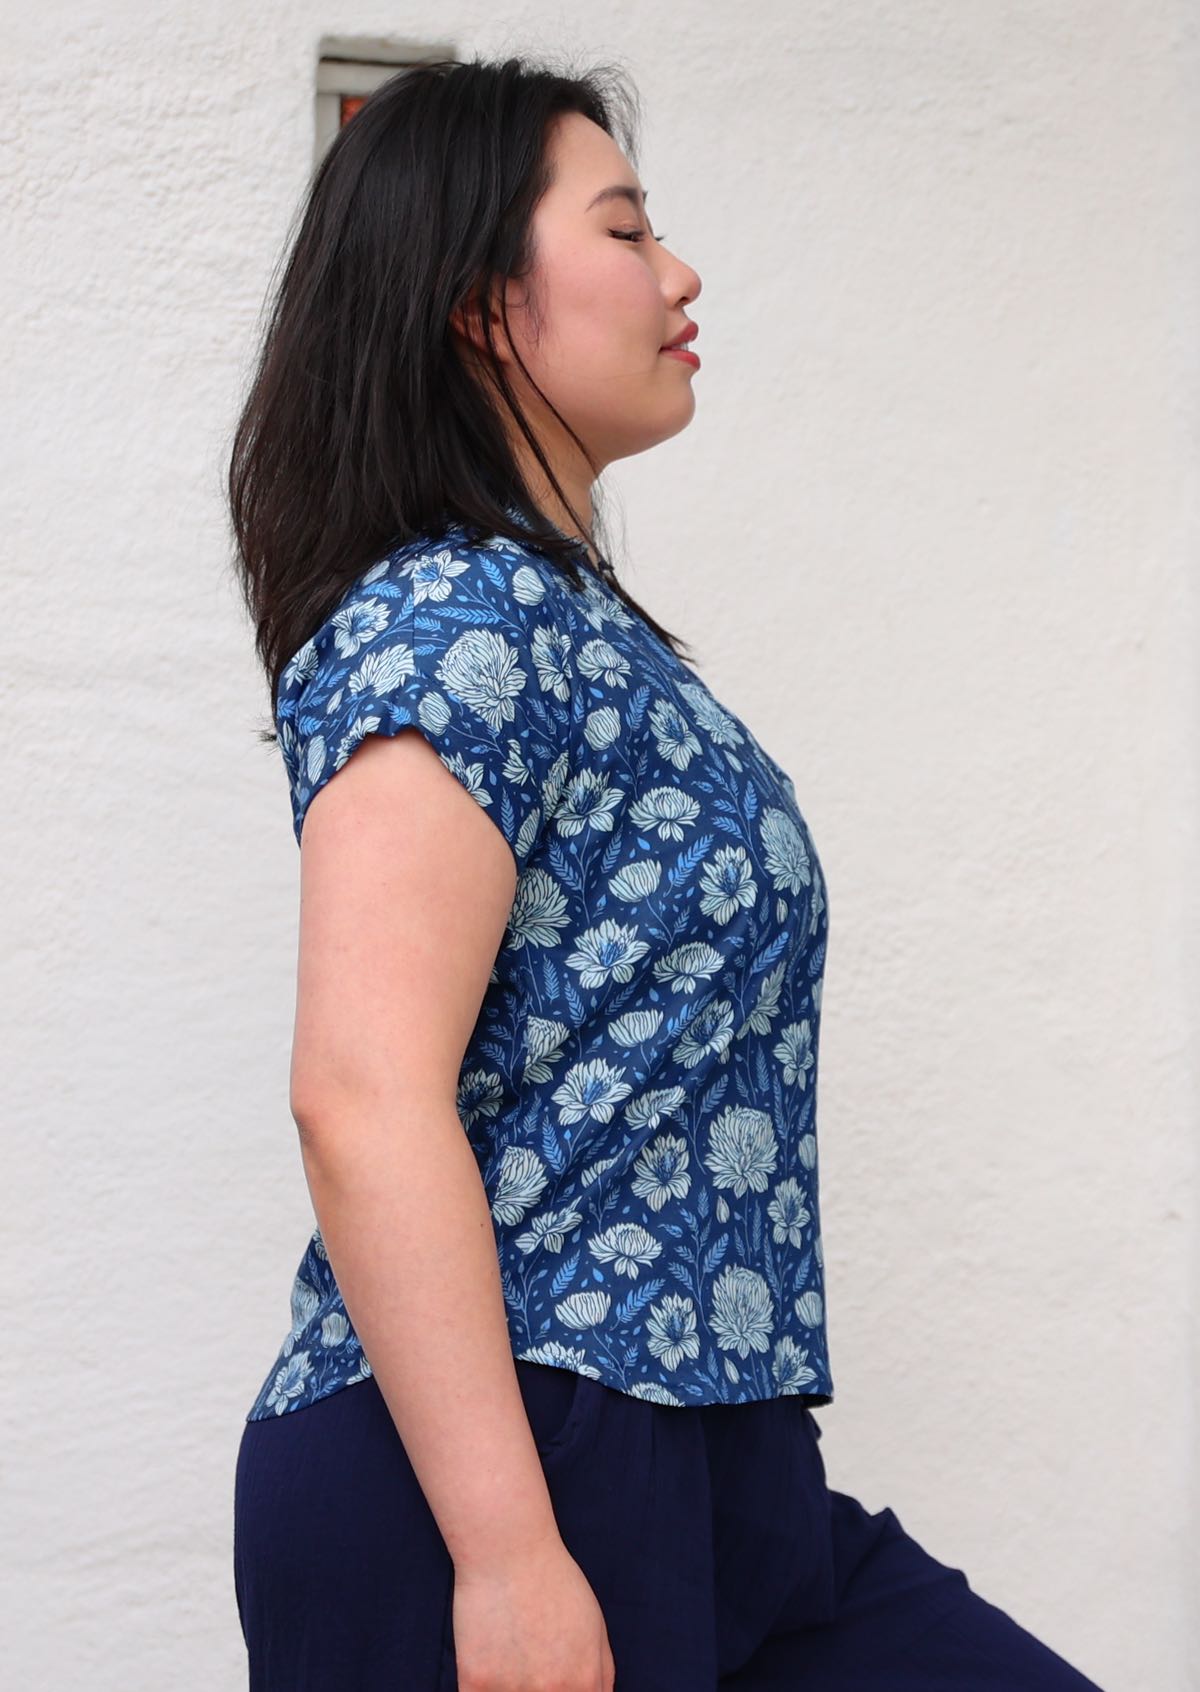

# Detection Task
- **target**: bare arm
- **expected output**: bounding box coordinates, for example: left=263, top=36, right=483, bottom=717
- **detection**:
left=289, top=725, right=558, bottom=1574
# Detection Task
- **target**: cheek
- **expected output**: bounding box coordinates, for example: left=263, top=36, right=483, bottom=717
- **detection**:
left=552, top=249, right=661, bottom=355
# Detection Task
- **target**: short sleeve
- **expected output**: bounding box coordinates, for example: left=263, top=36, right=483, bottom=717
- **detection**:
left=274, top=535, right=578, bottom=864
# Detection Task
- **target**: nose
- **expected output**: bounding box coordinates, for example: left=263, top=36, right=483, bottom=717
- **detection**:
left=663, top=249, right=701, bottom=310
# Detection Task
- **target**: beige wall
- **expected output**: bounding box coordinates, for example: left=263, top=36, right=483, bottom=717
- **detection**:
left=2, top=3, right=1195, bottom=1687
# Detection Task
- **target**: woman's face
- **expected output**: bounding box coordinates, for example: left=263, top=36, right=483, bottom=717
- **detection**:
left=467, top=112, right=703, bottom=497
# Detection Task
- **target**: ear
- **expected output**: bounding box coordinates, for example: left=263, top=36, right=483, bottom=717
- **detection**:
left=449, top=281, right=518, bottom=366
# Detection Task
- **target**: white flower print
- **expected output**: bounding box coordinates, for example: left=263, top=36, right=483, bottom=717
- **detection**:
left=587, top=1222, right=664, bottom=1277
left=584, top=705, right=622, bottom=749
left=646, top=1292, right=703, bottom=1370
left=332, top=595, right=391, bottom=656
left=710, top=1265, right=775, bottom=1357
left=490, top=1144, right=550, bottom=1224
left=772, top=1336, right=818, bottom=1392
left=554, top=769, right=625, bottom=836
left=554, top=1290, right=612, bottom=1328
left=514, top=1204, right=586, bottom=1254
left=794, top=1290, right=824, bottom=1328
left=608, top=1009, right=666, bottom=1048
left=456, top=1066, right=506, bottom=1129
left=704, top=1106, right=779, bottom=1196
left=565, top=920, right=652, bottom=988
left=436, top=626, right=529, bottom=733
left=265, top=1349, right=315, bottom=1414
left=630, top=1133, right=692, bottom=1211
left=649, top=697, right=703, bottom=770
left=699, top=844, right=758, bottom=924
left=405, top=546, right=474, bottom=602
left=551, top=1058, right=634, bottom=1125
left=507, top=867, right=571, bottom=950
left=774, top=1020, right=815, bottom=1088
left=653, top=940, right=725, bottom=995
left=672, top=998, right=737, bottom=1068
left=531, top=622, right=574, bottom=701
left=576, top=637, right=632, bottom=688
left=609, top=858, right=663, bottom=901
left=759, top=806, right=813, bottom=896
left=675, top=680, right=746, bottom=751
left=628, top=785, right=702, bottom=841
left=767, top=1178, right=812, bottom=1247
left=624, top=1085, right=688, bottom=1129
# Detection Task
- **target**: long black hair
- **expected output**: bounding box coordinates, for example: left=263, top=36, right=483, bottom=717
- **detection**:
left=226, top=52, right=698, bottom=741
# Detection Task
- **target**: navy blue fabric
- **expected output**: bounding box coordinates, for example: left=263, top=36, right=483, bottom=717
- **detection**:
left=245, top=512, right=834, bottom=1420
left=233, top=1367, right=1107, bottom=1690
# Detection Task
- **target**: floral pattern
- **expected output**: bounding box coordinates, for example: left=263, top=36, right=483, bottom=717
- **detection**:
left=245, top=512, right=834, bottom=1419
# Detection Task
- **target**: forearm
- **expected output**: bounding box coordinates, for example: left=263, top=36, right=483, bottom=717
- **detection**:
left=296, top=1103, right=559, bottom=1572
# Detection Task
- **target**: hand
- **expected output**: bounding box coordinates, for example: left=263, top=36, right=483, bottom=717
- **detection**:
left=450, top=1530, right=617, bottom=1691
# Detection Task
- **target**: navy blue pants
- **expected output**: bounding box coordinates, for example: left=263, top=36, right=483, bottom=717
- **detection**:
left=234, top=1361, right=1106, bottom=1689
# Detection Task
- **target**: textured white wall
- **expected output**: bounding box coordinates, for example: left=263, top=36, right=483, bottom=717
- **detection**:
left=3, top=3, right=1195, bottom=1687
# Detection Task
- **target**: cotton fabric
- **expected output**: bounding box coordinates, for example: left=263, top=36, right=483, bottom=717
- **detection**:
left=245, top=511, right=834, bottom=1421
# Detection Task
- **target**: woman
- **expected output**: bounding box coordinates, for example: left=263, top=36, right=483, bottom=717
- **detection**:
left=228, top=53, right=1106, bottom=1692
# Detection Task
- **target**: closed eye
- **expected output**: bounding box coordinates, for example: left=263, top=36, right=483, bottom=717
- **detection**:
left=610, top=229, right=667, bottom=244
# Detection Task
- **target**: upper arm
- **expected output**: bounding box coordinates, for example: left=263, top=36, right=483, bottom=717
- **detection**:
left=290, top=724, right=517, bottom=1129
left=278, top=539, right=576, bottom=1128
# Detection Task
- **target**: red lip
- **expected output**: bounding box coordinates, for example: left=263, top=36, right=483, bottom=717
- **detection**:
left=660, top=321, right=698, bottom=349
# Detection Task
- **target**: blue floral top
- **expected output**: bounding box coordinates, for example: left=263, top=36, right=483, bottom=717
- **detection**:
left=245, top=510, right=834, bottom=1419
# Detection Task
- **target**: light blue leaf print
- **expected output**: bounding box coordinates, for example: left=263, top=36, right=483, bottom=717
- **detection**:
left=667, top=1259, right=694, bottom=1288
left=807, top=939, right=826, bottom=977
left=541, top=955, right=560, bottom=997
left=525, top=695, right=562, bottom=735
left=547, top=839, right=586, bottom=894
left=749, top=930, right=791, bottom=976
left=697, top=1184, right=710, bottom=1220
left=754, top=1045, right=770, bottom=1093
left=626, top=684, right=651, bottom=730
left=744, top=781, right=759, bottom=820
left=369, top=579, right=412, bottom=602
left=565, top=979, right=586, bottom=1022
left=550, top=1253, right=581, bottom=1296
left=614, top=1278, right=665, bottom=1321
left=624, top=1343, right=640, bottom=1366
left=658, top=1223, right=685, bottom=1239
left=501, top=789, right=517, bottom=841
left=541, top=1118, right=567, bottom=1172
left=477, top=553, right=510, bottom=591
left=668, top=837, right=710, bottom=885
left=751, top=1203, right=764, bottom=1254
left=415, top=604, right=486, bottom=630
left=790, top=1248, right=813, bottom=1293
left=599, top=832, right=624, bottom=873
left=698, top=1071, right=729, bottom=1115
left=701, top=1233, right=729, bottom=1276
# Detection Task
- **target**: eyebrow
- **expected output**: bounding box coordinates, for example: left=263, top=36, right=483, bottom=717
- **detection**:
left=585, top=184, right=650, bottom=212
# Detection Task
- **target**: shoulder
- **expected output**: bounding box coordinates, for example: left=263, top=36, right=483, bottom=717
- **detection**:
left=273, top=523, right=593, bottom=851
